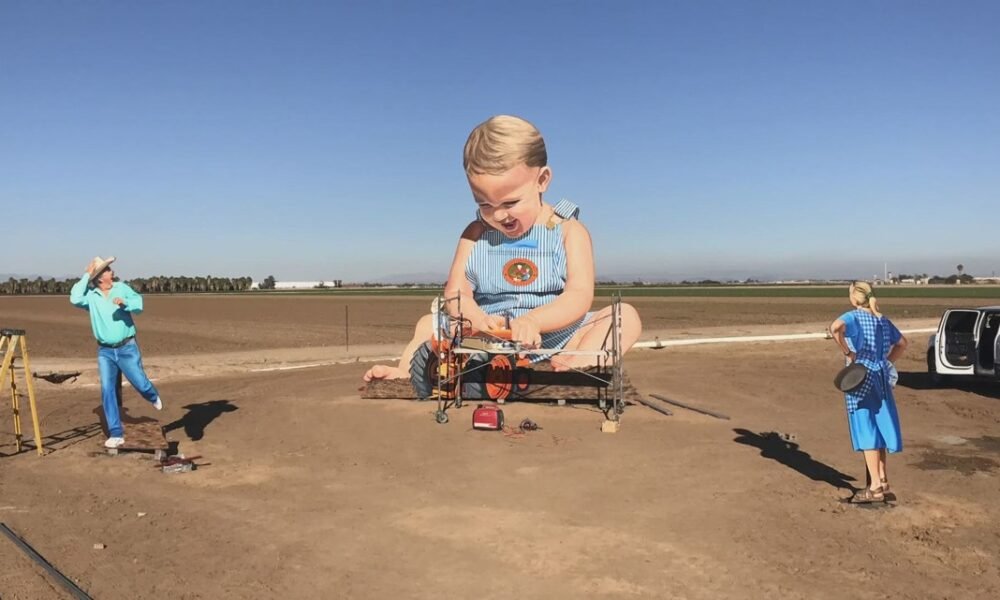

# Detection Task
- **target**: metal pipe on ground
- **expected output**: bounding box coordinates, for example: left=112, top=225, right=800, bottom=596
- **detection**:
left=0, top=522, right=92, bottom=600
left=649, top=393, right=730, bottom=420
left=631, top=395, right=673, bottom=417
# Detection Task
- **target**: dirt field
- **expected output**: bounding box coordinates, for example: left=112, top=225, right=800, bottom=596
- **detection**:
left=1, top=294, right=998, bottom=599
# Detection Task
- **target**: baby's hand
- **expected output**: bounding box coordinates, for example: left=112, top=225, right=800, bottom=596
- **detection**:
left=509, top=316, right=542, bottom=348
left=477, top=314, right=507, bottom=332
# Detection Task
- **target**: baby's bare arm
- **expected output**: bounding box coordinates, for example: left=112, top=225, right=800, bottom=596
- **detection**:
left=443, top=221, right=492, bottom=330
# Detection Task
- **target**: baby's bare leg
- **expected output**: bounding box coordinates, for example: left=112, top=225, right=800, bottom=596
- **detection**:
left=363, top=314, right=434, bottom=381
left=551, top=303, right=642, bottom=371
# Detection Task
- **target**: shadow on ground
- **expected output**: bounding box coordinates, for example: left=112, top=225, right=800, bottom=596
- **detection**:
left=0, top=422, right=104, bottom=458
left=163, top=400, right=239, bottom=441
left=898, top=371, right=1000, bottom=400
left=733, top=428, right=858, bottom=491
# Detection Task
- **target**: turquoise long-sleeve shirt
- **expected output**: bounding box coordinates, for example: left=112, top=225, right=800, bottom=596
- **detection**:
left=69, top=274, right=144, bottom=345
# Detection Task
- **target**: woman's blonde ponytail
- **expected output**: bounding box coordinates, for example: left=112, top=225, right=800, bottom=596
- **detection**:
left=868, top=294, right=882, bottom=317
left=850, top=281, right=882, bottom=317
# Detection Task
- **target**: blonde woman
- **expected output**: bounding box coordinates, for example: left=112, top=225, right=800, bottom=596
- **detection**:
left=829, top=282, right=908, bottom=502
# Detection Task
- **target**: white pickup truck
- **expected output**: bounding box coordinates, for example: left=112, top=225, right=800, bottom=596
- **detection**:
left=927, top=306, right=1000, bottom=383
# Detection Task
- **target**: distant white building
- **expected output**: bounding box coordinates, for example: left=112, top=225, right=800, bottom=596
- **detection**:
left=275, top=280, right=342, bottom=289
left=250, top=280, right=343, bottom=290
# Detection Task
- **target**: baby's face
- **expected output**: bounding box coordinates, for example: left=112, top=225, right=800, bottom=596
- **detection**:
left=468, top=163, right=551, bottom=238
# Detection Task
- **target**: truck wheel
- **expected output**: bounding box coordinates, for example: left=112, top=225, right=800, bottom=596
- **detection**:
left=927, top=348, right=946, bottom=386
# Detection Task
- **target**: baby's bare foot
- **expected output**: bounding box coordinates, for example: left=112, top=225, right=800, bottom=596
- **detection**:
left=363, top=365, right=407, bottom=382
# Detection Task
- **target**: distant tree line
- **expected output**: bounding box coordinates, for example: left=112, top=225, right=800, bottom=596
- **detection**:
left=3, top=270, right=990, bottom=296
left=1, top=277, right=71, bottom=295
left=893, top=272, right=978, bottom=284
left=926, top=274, right=976, bottom=285
left=127, top=276, right=254, bottom=293
left=1, top=275, right=254, bottom=295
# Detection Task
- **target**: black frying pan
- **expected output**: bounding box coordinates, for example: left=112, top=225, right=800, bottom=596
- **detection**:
left=834, top=363, right=868, bottom=393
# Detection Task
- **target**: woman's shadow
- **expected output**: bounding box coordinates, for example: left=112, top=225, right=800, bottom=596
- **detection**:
left=163, top=400, right=239, bottom=441
left=733, top=428, right=857, bottom=491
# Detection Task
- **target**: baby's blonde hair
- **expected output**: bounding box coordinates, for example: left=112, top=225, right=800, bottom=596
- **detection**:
left=463, top=115, right=548, bottom=176
left=850, top=281, right=882, bottom=317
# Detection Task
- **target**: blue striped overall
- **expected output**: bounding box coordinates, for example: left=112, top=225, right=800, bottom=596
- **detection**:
left=465, top=199, right=588, bottom=350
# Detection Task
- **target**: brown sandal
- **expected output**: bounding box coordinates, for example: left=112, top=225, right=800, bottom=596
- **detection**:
left=880, top=478, right=890, bottom=493
left=852, top=486, right=885, bottom=504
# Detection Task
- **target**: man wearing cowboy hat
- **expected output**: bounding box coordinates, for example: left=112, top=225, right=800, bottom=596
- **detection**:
left=70, top=256, right=162, bottom=449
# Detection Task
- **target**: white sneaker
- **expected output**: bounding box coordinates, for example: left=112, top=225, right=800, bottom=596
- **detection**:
left=153, top=397, right=162, bottom=411
left=104, top=436, right=125, bottom=449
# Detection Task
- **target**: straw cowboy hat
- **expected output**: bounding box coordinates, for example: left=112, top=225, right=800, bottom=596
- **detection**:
left=89, top=256, right=116, bottom=283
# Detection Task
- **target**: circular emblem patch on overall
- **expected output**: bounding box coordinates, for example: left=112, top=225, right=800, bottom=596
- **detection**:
left=502, top=258, right=538, bottom=286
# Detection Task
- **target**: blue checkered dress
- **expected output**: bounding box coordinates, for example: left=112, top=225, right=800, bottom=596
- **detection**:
left=839, top=309, right=904, bottom=453
left=843, top=310, right=900, bottom=412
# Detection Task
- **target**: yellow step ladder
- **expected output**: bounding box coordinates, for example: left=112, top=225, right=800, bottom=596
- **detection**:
left=0, top=328, right=44, bottom=456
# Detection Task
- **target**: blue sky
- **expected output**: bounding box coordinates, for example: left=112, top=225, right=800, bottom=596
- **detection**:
left=2, top=1, right=998, bottom=282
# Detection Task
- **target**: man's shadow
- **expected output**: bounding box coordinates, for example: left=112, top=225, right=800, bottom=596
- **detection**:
left=733, top=428, right=857, bottom=491
left=163, top=400, right=239, bottom=441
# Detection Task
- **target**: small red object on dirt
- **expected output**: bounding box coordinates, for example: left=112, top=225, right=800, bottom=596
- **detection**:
left=472, top=404, right=504, bottom=431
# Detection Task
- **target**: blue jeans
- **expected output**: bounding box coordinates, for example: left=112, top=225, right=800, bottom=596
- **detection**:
left=98, top=339, right=159, bottom=437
